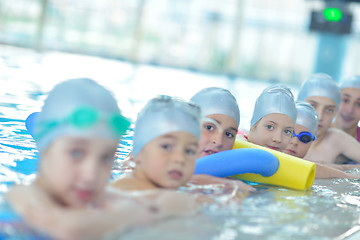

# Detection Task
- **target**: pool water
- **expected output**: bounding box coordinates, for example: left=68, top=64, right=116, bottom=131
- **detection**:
left=1, top=46, right=360, bottom=240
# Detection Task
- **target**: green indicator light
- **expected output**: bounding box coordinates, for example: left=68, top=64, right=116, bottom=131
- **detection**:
left=323, top=8, right=343, bottom=22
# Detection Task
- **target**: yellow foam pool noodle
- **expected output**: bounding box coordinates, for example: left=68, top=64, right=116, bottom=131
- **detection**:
left=232, top=139, right=316, bottom=191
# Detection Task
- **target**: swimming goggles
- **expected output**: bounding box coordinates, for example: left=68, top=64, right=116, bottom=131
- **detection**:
left=292, top=131, right=316, bottom=144
left=34, top=106, right=131, bottom=140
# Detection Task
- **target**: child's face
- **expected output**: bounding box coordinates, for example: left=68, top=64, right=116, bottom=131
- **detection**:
left=38, top=136, right=118, bottom=208
left=248, top=113, right=294, bottom=151
left=197, top=114, right=238, bottom=158
left=337, top=88, right=360, bottom=130
left=134, top=131, right=198, bottom=189
left=305, top=96, right=337, bottom=137
left=283, top=124, right=313, bottom=158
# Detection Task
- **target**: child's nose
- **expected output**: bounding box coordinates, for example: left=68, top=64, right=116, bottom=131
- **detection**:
left=347, top=104, right=355, bottom=114
left=80, top=159, right=99, bottom=185
left=289, top=136, right=298, bottom=146
left=272, top=130, right=282, bottom=143
left=317, top=110, right=324, bottom=121
left=211, top=132, right=223, bottom=147
left=172, top=150, right=186, bottom=164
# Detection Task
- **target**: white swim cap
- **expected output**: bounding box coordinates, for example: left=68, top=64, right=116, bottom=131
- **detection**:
left=132, top=95, right=201, bottom=157
left=297, top=73, right=341, bottom=107
left=250, top=84, right=297, bottom=127
left=34, top=78, right=130, bottom=153
left=190, top=87, right=240, bottom=127
left=295, top=101, right=318, bottom=136
left=339, top=75, right=360, bottom=90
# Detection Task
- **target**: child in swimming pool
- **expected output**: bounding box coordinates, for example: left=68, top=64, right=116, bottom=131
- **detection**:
left=332, top=76, right=360, bottom=164
left=297, top=73, right=360, bottom=165
left=284, top=101, right=318, bottom=158
left=110, top=91, right=252, bottom=198
left=189, top=87, right=255, bottom=192
left=333, top=75, right=360, bottom=142
left=245, top=84, right=297, bottom=152
left=283, top=101, right=357, bottom=178
left=5, top=79, right=195, bottom=239
left=191, top=87, right=240, bottom=158
left=111, top=95, right=202, bottom=190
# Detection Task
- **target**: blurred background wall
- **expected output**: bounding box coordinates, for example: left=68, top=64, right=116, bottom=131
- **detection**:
left=1, top=0, right=360, bottom=84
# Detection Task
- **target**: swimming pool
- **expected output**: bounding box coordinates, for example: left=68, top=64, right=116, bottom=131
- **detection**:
left=1, top=46, right=360, bottom=240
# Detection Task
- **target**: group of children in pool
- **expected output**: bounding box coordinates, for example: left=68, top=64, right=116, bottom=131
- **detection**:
left=5, top=73, right=360, bottom=238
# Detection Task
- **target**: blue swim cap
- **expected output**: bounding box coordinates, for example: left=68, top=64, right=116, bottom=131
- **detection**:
left=295, top=101, right=318, bottom=136
left=339, top=75, right=360, bottom=90
left=297, top=73, right=341, bottom=108
left=251, top=84, right=297, bottom=127
left=190, top=87, right=240, bottom=127
left=132, top=95, right=201, bottom=157
left=34, top=78, right=129, bottom=153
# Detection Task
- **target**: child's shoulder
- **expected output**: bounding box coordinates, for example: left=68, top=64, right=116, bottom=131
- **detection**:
left=4, top=184, right=41, bottom=223
left=322, top=128, right=356, bottom=147
left=110, top=173, right=154, bottom=191
left=327, top=128, right=353, bottom=139
left=1, top=186, right=49, bottom=238
left=5, top=185, right=33, bottom=204
left=109, top=174, right=134, bottom=190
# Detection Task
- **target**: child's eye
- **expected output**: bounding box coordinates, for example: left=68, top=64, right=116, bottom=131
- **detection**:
left=356, top=102, right=360, bottom=108
left=205, top=125, right=215, bottom=131
left=103, top=155, right=115, bottom=164
left=326, top=108, right=334, bottom=114
left=284, top=129, right=292, bottom=135
left=161, top=144, right=172, bottom=151
left=185, top=148, right=196, bottom=155
left=225, top=132, right=234, bottom=138
left=266, top=125, right=274, bottom=130
left=70, top=149, right=84, bottom=159
left=342, top=98, right=349, bottom=104
left=204, top=124, right=215, bottom=131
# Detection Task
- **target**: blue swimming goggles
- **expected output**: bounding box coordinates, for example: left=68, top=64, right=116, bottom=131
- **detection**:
left=292, top=131, right=316, bottom=144
left=34, top=106, right=131, bottom=140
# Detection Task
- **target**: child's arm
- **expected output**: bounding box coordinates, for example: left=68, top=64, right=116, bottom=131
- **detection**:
left=315, top=163, right=360, bottom=179
left=6, top=185, right=197, bottom=240
left=183, top=180, right=249, bottom=206
left=190, top=174, right=256, bottom=192
left=323, top=163, right=360, bottom=171
left=186, top=174, right=251, bottom=205
left=334, top=129, right=360, bottom=164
